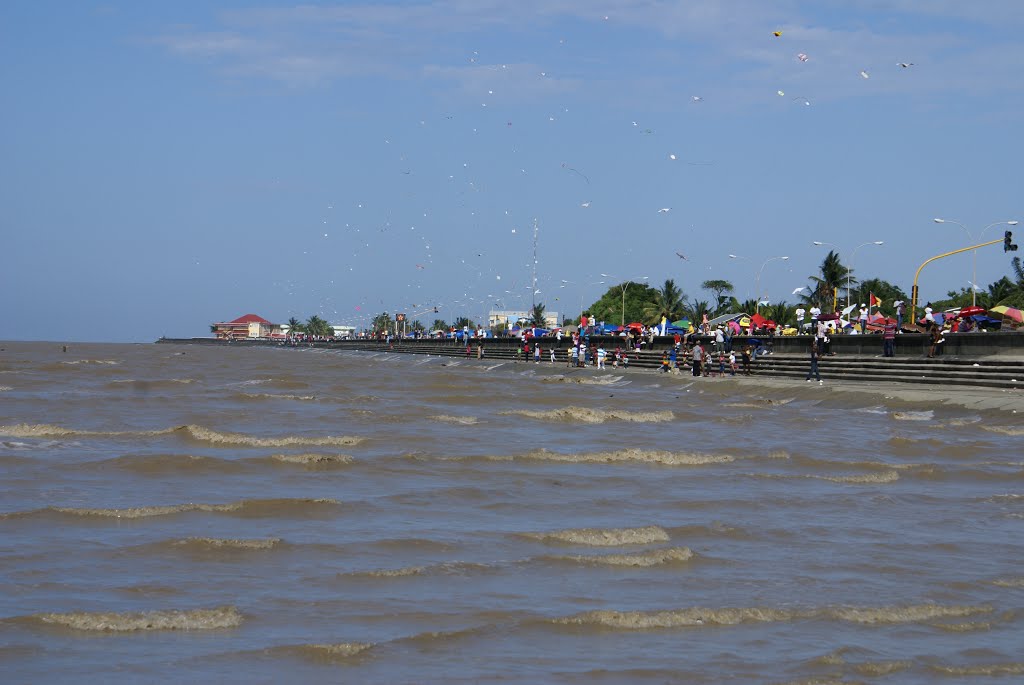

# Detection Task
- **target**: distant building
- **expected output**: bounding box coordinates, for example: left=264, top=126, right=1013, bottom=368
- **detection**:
left=331, top=325, right=355, bottom=339
left=488, top=310, right=560, bottom=329
left=212, top=314, right=283, bottom=339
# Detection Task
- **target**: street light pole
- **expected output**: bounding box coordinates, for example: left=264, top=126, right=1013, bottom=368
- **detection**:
left=812, top=240, right=883, bottom=308
left=600, top=274, right=648, bottom=327
left=934, top=218, right=1019, bottom=307
left=754, top=256, right=789, bottom=312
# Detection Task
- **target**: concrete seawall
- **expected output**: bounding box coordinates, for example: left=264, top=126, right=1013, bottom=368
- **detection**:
left=157, top=331, right=1024, bottom=358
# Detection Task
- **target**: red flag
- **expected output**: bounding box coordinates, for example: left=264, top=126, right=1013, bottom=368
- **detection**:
left=869, top=293, right=881, bottom=307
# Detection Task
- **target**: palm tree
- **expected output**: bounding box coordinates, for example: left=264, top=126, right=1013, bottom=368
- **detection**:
left=701, top=279, right=734, bottom=315
left=529, top=303, right=547, bottom=327
left=684, top=299, right=712, bottom=323
left=806, top=250, right=852, bottom=309
left=761, top=301, right=794, bottom=327
left=305, top=315, right=331, bottom=337
left=287, top=316, right=304, bottom=334
left=642, top=279, right=686, bottom=324
left=431, top=318, right=448, bottom=332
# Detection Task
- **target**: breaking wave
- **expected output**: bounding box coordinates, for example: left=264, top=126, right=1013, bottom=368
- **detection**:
left=0, top=423, right=364, bottom=447
left=270, top=642, right=374, bottom=662
left=172, top=537, right=282, bottom=550
left=891, top=410, right=934, bottom=421
left=502, top=407, right=674, bottom=423
left=552, top=603, right=990, bottom=629
left=928, top=663, right=1024, bottom=676
left=429, top=415, right=480, bottom=425
left=270, top=453, right=353, bottom=466
left=493, top=448, right=733, bottom=466
left=3, top=498, right=341, bottom=520
left=983, top=425, right=1024, bottom=436
left=236, top=392, right=317, bottom=402
left=525, top=526, right=670, bottom=546
left=992, top=577, right=1024, bottom=587
left=28, top=606, right=242, bottom=632
left=549, top=547, right=694, bottom=567
left=540, top=375, right=626, bottom=386
left=107, top=379, right=197, bottom=390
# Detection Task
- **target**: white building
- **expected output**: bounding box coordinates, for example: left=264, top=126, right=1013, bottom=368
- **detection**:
left=488, top=310, right=560, bottom=329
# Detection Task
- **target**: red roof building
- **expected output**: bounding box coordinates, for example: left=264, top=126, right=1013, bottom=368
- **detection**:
left=211, top=314, right=282, bottom=339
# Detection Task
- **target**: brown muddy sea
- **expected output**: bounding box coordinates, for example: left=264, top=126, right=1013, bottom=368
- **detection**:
left=1, top=341, right=1022, bottom=684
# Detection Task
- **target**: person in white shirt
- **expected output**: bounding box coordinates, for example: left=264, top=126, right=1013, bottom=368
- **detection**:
left=795, top=307, right=806, bottom=333
left=924, top=304, right=934, bottom=324
left=810, top=306, right=821, bottom=322
left=858, top=306, right=868, bottom=334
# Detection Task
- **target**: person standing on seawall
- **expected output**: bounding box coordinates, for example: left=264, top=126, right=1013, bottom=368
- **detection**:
left=858, top=306, right=868, bottom=334
left=882, top=318, right=896, bottom=357
left=691, top=341, right=704, bottom=378
left=894, top=299, right=905, bottom=333
left=806, top=338, right=821, bottom=383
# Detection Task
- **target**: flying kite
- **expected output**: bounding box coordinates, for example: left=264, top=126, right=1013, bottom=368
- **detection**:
left=898, top=62, right=914, bottom=68
left=691, top=96, right=703, bottom=103
left=860, top=70, right=870, bottom=79
left=658, top=208, right=672, bottom=213
left=580, top=201, right=591, bottom=208
left=797, top=53, right=809, bottom=62
left=562, top=163, right=591, bottom=184
left=777, top=90, right=785, bottom=96
left=791, top=287, right=806, bottom=295
left=773, top=31, right=783, bottom=37
left=675, top=252, right=689, bottom=260
left=669, top=153, right=677, bottom=160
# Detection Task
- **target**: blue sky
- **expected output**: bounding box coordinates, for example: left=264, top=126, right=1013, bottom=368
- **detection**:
left=3, top=1, right=1023, bottom=341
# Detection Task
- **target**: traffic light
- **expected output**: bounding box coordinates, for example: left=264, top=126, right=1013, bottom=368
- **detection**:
left=1005, top=230, right=1019, bottom=252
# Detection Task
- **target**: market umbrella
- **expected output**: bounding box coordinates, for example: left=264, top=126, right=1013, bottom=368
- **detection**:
left=991, top=305, right=1023, bottom=323
left=817, top=312, right=841, bottom=321
left=958, top=306, right=986, bottom=317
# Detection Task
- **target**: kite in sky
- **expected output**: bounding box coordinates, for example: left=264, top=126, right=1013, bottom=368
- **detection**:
left=658, top=208, right=672, bottom=213
left=898, top=62, right=914, bottom=68
left=797, top=53, right=809, bottom=62
left=675, top=252, right=689, bottom=260
left=773, top=31, right=783, bottom=37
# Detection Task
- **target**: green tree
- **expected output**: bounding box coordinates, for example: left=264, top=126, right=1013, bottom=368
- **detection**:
left=587, top=282, right=659, bottom=326
left=529, top=303, right=547, bottom=327
left=805, top=250, right=852, bottom=308
left=642, top=279, right=686, bottom=324
left=371, top=312, right=394, bottom=334
left=701, top=279, right=734, bottom=315
left=684, top=298, right=712, bottom=323
left=453, top=316, right=475, bottom=330
left=287, top=316, right=304, bottom=333
left=761, top=301, right=794, bottom=327
left=305, top=315, right=331, bottom=337
left=850, top=278, right=907, bottom=313
left=431, top=318, right=448, bottom=332
left=410, top=319, right=425, bottom=332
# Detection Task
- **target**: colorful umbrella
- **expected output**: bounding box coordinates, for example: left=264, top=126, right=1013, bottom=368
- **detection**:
left=991, top=305, right=1023, bottom=323
left=958, top=306, right=986, bottom=317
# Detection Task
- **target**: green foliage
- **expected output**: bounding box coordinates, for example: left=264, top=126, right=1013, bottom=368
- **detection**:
left=431, top=318, right=448, bottom=332
left=850, top=278, right=907, bottom=312
left=410, top=319, right=425, bottom=332
left=287, top=316, right=304, bottom=333
left=805, top=250, right=852, bottom=307
left=371, top=312, right=394, bottom=334
left=453, top=316, right=475, bottom=330
left=304, top=315, right=332, bottom=337
left=761, top=301, right=794, bottom=326
left=586, top=282, right=659, bottom=326
left=701, top=279, right=734, bottom=314
left=642, top=279, right=686, bottom=324
left=529, top=303, right=547, bottom=327
left=684, top=299, right=712, bottom=322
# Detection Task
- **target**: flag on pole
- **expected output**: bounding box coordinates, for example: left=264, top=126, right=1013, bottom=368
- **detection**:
left=869, top=293, right=882, bottom=308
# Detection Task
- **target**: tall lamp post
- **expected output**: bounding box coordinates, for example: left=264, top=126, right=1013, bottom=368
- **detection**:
left=600, top=274, right=649, bottom=327
left=561, top=279, right=605, bottom=326
left=933, top=218, right=1019, bottom=307
left=730, top=255, right=789, bottom=312
left=812, top=240, right=884, bottom=308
